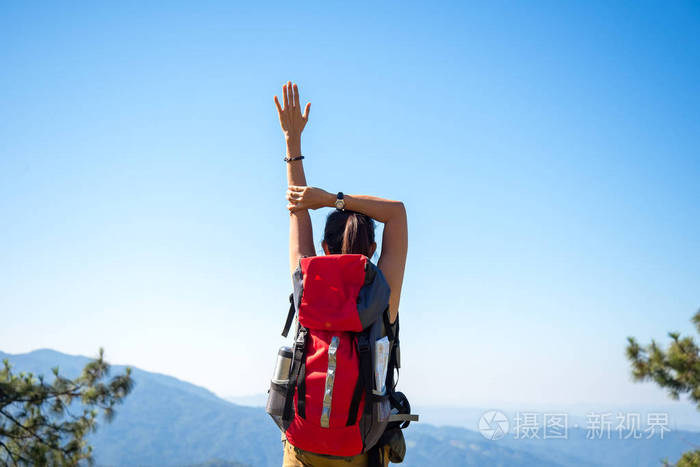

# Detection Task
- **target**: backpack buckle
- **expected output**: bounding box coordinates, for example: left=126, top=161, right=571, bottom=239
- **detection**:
left=296, top=328, right=307, bottom=348
left=358, top=334, right=370, bottom=353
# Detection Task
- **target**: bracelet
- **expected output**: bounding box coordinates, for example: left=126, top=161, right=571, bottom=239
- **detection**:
left=284, top=155, right=304, bottom=162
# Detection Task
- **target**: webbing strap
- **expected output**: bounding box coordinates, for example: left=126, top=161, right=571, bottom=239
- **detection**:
left=384, top=311, right=400, bottom=393
left=392, top=314, right=401, bottom=369
left=296, top=354, right=307, bottom=419
left=388, top=413, right=419, bottom=423
left=382, top=307, right=395, bottom=342
left=282, top=328, right=307, bottom=422
left=281, top=293, right=295, bottom=338
left=346, top=333, right=371, bottom=425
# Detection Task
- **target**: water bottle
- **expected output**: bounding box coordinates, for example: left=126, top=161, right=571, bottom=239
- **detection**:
left=267, top=346, right=293, bottom=421
left=272, top=346, right=293, bottom=384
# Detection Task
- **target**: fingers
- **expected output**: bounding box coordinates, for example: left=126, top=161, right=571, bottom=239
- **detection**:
left=278, top=81, right=309, bottom=121
left=286, top=80, right=294, bottom=109
left=287, top=189, right=302, bottom=201
left=288, top=185, right=305, bottom=192
left=293, top=83, right=300, bottom=110
left=273, top=95, right=283, bottom=115
left=287, top=200, right=303, bottom=212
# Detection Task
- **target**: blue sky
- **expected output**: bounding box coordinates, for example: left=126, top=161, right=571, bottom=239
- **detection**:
left=1, top=1, right=698, bottom=415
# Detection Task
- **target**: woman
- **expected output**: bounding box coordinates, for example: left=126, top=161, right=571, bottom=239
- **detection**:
left=274, top=81, right=408, bottom=466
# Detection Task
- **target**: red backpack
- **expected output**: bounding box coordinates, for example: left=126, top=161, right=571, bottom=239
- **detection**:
left=266, top=254, right=417, bottom=461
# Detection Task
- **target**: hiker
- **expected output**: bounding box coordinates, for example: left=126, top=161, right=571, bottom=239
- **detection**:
left=270, top=81, right=413, bottom=466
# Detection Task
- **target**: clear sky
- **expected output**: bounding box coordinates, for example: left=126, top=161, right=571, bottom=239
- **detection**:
left=1, top=1, right=698, bottom=414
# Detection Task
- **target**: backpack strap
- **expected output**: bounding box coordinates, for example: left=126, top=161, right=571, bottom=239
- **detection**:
left=283, top=327, right=308, bottom=423
left=384, top=313, right=418, bottom=428
left=281, top=293, right=296, bottom=338
left=296, top=350, right=307, bottom=419
left=384, top=311, right=400, bottom=394
left=346, top=331, right=372, bottom=425
left=388, top=413, right=420, bottom=423
left=382, top=308, right=395, bottom=342
left=283, top=261, right=304, bottom=338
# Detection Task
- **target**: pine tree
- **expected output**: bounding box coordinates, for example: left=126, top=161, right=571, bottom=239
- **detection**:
left=0, top=347, right=133, bottom=466
left=626, top=309, right=700, bottom=467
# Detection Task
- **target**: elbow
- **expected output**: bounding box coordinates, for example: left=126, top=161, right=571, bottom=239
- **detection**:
left=391, top=201, right=407, bottom=225
left=396, top=201, right=406, bottom=218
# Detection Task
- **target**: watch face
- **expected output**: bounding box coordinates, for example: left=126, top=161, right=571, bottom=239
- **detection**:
left=335, top=199, right=344, bottom=209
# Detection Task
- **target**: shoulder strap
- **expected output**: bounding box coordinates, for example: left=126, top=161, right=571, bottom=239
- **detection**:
left=282, top=327, right=308, bottom=422
left=346, top=331, right=372, bottom=425
left=281, top=293, right=295, bottom=338
left=296, top=349, right=307, bottom=418
left=384, top=311, right=418, bottom=427
left=283, top=259, right=304, bottom=337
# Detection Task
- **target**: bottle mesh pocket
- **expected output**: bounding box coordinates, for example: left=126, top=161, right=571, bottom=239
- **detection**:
left=266, top=381, right=288, bottom=417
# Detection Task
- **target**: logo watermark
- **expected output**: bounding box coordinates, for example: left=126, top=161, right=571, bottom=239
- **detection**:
left=478, top=410, right=671, bottom=441
left=478, top=410, right=510, bottom=440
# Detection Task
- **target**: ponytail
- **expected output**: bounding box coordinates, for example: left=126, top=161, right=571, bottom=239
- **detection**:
left=342, top=212, right=372, bottom=255
left=324, top=210, right=375, bottom=257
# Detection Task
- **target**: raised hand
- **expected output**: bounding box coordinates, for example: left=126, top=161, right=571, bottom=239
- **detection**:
left=286, top=185, right=333, bottom=212
left=274, top=81, right=311, bottom=142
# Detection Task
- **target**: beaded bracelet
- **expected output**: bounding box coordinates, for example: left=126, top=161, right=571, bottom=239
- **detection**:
left=284, top=155, right=304, bottom=162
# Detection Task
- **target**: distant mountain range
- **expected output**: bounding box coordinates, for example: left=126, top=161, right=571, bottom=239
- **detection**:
left=2, top=349, right=698, bottom=466
left=0, top=349, right=279, bottom=466
left=225, top=394, right=700, bottom=434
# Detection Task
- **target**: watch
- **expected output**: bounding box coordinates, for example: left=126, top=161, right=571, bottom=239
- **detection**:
left=335, top=192, right=345, bottom=210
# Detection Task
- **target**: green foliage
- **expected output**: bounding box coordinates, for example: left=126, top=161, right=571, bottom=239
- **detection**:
left=662, top=450, right=700, bottom=467
left=627, top=309, right=700, bottom=466
left=674, top=450, right=700, bottom=467
left=0, top=347, right=133, bottom=466
left=627, top=309, right=700, bottom=406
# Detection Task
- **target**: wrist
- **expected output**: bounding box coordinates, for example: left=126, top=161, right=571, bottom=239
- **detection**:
left=285, top=135, right=301, bottom=149
left=324, top=190, right=336, bottom=208
left=286, top=147, right=301, bottom=158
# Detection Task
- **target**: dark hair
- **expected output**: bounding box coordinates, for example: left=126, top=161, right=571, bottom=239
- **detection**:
left=323, top=209, right=376, bottom=257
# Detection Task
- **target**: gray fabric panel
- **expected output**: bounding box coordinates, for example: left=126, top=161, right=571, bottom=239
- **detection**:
left=267, top=380, right=293, bottom=432
left=357, top=261, right=391, bottom=330
left=359, top=318, right=391, bottom=450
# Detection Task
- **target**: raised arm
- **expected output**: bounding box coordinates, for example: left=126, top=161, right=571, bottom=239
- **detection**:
left=274, top=81, right=315, bottom=276
left=285, top=187, right=407, bottom=323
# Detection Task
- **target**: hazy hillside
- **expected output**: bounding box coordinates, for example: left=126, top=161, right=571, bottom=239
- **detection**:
left=0, top=349, right=281, bottom=466
left=2, top=349, right=698, bottom=466
left=404, top=424, right=700, bottom=467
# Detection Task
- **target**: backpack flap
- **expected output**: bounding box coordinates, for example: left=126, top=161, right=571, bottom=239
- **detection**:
left=297, top=255, right=390, bottom=331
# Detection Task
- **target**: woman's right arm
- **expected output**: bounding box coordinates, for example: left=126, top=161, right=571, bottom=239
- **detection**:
left=345, top=195, right=407, bottom=324
left=286, top=187, right=407, bottom=323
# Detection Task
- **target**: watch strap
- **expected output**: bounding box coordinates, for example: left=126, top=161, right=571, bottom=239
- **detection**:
left=335, top=192, right=345, bottom=210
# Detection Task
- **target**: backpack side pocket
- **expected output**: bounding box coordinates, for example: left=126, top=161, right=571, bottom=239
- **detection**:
left=267, top=380, right=291, bottom=431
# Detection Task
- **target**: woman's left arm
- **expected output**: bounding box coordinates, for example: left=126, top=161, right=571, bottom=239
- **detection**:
left=274, top=81, right=315, bottom=276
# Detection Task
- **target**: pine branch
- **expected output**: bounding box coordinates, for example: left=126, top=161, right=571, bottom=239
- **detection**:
left=0, top=348, right=133, bottom=465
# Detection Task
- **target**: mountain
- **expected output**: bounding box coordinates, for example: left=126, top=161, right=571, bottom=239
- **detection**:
left=405, top=423, right=700, bottom=467
left=2, top=349, right=698, bottom=466
left=224, top=394, right=267, bottom=407
left=0, top=349, right=281, bottom=466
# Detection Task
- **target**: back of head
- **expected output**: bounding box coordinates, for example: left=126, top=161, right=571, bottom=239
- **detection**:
left=323, top=210, right=376, bottom=257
